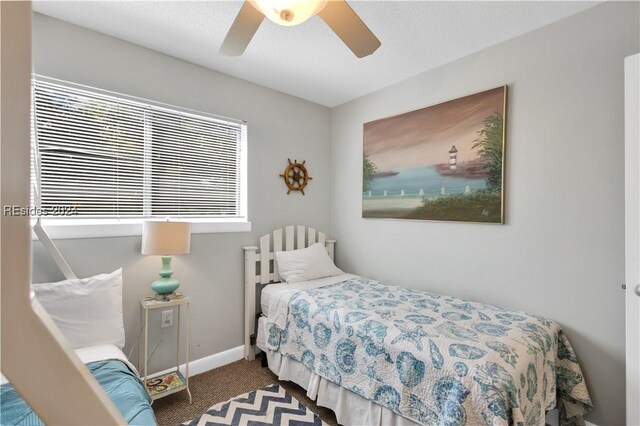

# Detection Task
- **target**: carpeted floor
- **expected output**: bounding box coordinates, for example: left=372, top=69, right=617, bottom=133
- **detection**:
left=152, top=358, right=338, bottom=426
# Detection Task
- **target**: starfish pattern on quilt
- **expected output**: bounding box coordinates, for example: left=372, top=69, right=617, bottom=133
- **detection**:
left=265, top=277, right=592, bottom=426
left=390, top=323, right=430, bottom=351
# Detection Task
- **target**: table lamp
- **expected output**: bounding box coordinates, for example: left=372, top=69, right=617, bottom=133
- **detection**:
left=141, top=220, right=191, bottom=298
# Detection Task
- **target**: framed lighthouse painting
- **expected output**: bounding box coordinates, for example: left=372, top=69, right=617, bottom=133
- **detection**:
left=362, top=86, right=507, bottom=224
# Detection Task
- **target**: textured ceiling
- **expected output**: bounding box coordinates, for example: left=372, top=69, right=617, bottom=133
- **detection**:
left=33, top=1, right=601, bottom=107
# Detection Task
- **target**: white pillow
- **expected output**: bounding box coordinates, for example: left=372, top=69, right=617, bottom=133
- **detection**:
left=32, top=268, right=125, bottom=349
left=275, top=242, right=343, bottom=284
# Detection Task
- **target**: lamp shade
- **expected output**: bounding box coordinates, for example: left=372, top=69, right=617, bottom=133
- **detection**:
left=141, top=221, right=191, bottom=255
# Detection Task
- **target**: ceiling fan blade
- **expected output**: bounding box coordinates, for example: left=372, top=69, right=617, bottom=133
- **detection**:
left=318, top=0, right=380, bottom=58
left=220, top=1, right=265, bottom=56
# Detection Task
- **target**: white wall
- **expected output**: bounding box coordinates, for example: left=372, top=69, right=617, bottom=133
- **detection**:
left=31, top=13, right=332, bottom=374
left=330, top=2, right=639, bottom=425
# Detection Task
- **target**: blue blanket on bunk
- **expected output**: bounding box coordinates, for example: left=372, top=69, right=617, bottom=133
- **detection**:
left=0, top=359, right=157, bottom=426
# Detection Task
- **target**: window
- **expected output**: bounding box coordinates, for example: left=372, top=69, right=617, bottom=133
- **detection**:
left=31, top=77, right=248, bottom=237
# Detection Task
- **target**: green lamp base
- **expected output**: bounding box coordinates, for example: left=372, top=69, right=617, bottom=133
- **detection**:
left=151, top=256, right=180, bottom=295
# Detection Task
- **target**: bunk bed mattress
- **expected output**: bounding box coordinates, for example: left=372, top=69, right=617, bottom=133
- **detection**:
left=258, top=275, right=592, bottom=426
left=0, top=344, right=156, bottom=426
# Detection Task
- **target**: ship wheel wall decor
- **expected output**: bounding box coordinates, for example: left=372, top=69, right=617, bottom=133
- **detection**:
left=280, top=159, right=312, bottom=195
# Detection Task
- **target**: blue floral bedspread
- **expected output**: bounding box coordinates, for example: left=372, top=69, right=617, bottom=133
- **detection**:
left=266, top=277, right=592, bottom=426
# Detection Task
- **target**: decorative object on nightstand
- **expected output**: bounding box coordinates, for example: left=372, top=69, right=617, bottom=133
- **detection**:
left=141, top=220, right=191, bottom=298
left=280, top=158, right=312, bottom=195
left=139, top=294, right=192, bottom=404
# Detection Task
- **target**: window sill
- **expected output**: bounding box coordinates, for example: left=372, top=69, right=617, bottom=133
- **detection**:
left=30, top=219, right=251, bottom=240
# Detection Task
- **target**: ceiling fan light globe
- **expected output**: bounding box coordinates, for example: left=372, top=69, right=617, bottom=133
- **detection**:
left=251, top=0, right=328, bottom=26
left=280, top=10, right=293, bottom=22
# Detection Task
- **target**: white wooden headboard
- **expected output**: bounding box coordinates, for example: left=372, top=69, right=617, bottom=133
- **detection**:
left=243, top=225, right=335, bottom=360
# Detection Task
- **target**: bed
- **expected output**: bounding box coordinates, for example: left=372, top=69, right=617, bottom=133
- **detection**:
left=1, top=268, right=157, bottom=426
left=244, top=226, right=593, bottom=426
left=0, top=344, right=156, bottom=425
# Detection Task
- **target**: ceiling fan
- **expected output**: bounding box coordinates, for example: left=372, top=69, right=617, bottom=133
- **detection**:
left=220, top=0, right=381, bottom=58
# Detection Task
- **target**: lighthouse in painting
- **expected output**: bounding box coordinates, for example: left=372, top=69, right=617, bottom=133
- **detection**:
left=448, top=145, right=458, bottom=170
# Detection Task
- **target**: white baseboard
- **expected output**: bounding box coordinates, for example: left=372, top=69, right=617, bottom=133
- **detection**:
left=149, top=345, right=244, bottom=379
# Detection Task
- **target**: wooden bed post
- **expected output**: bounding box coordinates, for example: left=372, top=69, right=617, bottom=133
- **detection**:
left=243, top=246, right=258, bottom=361
left=326, top=240, right=336, bottom=262
left=1, top=3, right=125, bottom=423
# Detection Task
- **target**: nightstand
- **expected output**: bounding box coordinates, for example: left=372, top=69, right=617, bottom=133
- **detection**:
left=139, top=293, right=192, bottom=404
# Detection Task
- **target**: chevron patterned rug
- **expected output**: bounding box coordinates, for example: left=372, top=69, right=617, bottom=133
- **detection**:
left=181, top=383, right=328, bottom=426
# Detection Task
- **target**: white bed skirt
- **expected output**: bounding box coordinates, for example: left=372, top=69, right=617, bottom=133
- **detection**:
left=257, top=316, right=419, bottom=426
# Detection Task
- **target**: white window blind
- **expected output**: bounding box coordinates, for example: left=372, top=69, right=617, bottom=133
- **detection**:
left=32, top=78, right=246, bottom=220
